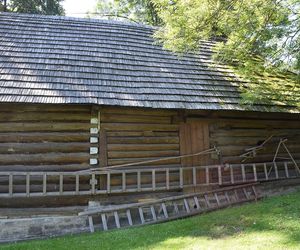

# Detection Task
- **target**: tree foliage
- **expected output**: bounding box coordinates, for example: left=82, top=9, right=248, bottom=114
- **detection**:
left=90, top=0, right=161, bottom=25
left=153, top=0, right=300, bottom=108
left=0, top=0, right=64, bottom=15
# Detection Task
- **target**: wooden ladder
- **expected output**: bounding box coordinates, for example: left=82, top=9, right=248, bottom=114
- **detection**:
left=79, top=184, right=258, bottom=232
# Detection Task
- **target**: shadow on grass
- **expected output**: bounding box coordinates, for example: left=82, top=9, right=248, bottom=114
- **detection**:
left=2, top=191, right=300, bottom=250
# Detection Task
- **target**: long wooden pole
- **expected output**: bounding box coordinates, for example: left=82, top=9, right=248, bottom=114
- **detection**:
left=78, top=147, right=219, bottom=173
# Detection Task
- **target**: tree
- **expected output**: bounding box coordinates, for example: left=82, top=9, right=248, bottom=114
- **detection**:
left=1, top=0, right=64, bottom=15
left=153, top=0, right=300, bottom=108
left=90, top=0, right=161, bottom=25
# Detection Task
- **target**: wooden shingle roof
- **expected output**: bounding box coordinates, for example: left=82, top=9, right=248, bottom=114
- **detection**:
left=0, top=12, right=298, bottom=112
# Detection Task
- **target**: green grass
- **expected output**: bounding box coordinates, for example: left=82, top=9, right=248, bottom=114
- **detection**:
left=2, top=190, right=300, bottom=250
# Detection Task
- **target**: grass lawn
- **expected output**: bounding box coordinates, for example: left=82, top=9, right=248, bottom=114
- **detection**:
left=2, top=190, right=300, bottom=250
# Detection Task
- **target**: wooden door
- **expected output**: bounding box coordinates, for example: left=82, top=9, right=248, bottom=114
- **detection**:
left=179, top=121, right=210, bottom=167
left=179, top=121, right=211, bottom=184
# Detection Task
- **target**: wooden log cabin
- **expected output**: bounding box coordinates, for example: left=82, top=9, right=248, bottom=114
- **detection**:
left=0, top=12, right=299, bottom=207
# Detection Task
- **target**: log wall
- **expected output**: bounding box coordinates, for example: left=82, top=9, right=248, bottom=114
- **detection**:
left=100, top=107, right=181, bottom=168
left=209, top=118, right=300, bottom=164
left=185, top=111, right=300, bottom=165
left=0, top=104, right=92, bottom=172
left=0, top=104, right=299, bottom=206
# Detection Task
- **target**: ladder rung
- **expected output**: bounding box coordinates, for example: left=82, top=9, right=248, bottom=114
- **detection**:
left=251, top=186, right=258, bottom=199
left=114, top=211, right=120, bottom=229
left=183, top=199, right=190, bottom=213
left=173, top=202, right=179, bottom=214
left=88, top=216, right=94, bottom=233
left=214, top=193, right=220, bottom=206
left=193, top=196, right=200, bottom=210
left=138, top=207, right=145, bottom=224
left=224, top=191, right=230, bottom=203
left=101, top=214, right=108, bottom=231
left=150, top=205, right=157, bottom=221
left=243, top=188, right=250, bottom=199
left=204, top=194, right=211, bottom=208
left=126, top=209, right=133, bottom=226
left=161, top=203, right=168, bottom=218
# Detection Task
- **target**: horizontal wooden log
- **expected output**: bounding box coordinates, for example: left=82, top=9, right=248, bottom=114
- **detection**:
left=0, top=142, right=90, bottom=154
left=108, top=144, right=179, bottom=151
left=0, top=132, right=90, bottom=143
left=108, top=150, right=180, bottom=159
left=213, top=119, right=300, bottom=129
left=211, top=136, right=300, bottom=146
left=0, top=104, right=91, bottom=112
left=0, top=153, right=90, bottom=165
left=101, top=107, right=177, bottom=117
left=106, top=131, right=178, bottom=137
left=0, top=122, right=91, bottom=132
left=0, top=112, right=90, bottom=122
left=101, top=123, right=178, bottom=132
left=101, top=114, right=171, bottom=124
left=107, top=136, right=179, bottom=144
left=211, top=129, right=300, bottom=138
